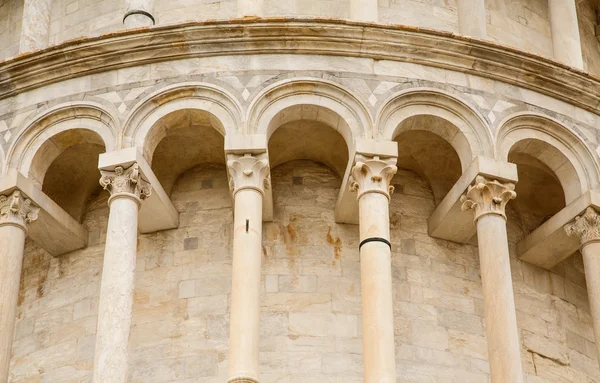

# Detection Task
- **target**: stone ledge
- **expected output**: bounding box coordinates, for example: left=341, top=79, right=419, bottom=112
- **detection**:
left=98, top=147, right=179, bottom=233
left=0, top=18, right=599, bottom=115
left=518, top=191, right=600, bottom=270
left=428, top=156, right=518, bottom=244
left=0, top=169, right=88, bottom=256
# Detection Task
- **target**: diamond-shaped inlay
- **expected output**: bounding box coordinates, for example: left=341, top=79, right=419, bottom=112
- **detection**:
left=492, top=99, right=516, bottom=113
left=0, top=120, right=8, bottom=133
left=242, top=88, right=251, bottom=101
left=3, top=130, right=12, bottom=142
left=488, top=111, right=496, bottom=124
left=368, top=94, right=378, bottom=107
left=118, top=102, right=127, bottom=114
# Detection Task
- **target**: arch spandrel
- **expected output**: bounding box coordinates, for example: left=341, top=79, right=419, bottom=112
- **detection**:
left=377, top=88, right=494, bottom=171
left=495, top=112, right=600, bottom=204
left=122, top=83, right=243, bottom=163
left=247, top=78, right=373, bottom=152
left=5, top=102, right=118, bottom=180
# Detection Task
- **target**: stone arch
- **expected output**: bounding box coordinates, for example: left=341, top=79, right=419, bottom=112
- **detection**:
left=122, top=82, right=243, bottom=163
left=247, top=78, right=372, bottom=150
left=496, top=112, right=600, bottom=205
left=6, top=102, right=117, bottom=182
left=378, top=88, right=493, bottom=171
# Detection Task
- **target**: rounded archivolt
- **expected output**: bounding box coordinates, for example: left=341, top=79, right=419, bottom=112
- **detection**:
left=495, top=112, right=600, bottom=204
left=5, top=102, right=117, bottom=180
left=122, top=82, right=243, bottom=162
left=246, top=78, right=372, bottom=149
left=377, top=88, right=493, bottom=171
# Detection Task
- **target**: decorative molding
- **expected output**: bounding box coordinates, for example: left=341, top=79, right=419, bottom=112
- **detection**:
left=349, top=154, right=397, bottom=200
left=99, top=163, right=152, bottom=203
left=1, top=19, right=600, bottom=115
left=0, top=190, right=39, bottom=230
left=227, top=153, right=270, bottom=196
left=460, top=175, right=516, bottom=222
left=565, top=207, right=600, bottom=246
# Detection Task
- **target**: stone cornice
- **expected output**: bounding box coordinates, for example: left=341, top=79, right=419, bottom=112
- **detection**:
left=0, top=19, right=599, bottom=114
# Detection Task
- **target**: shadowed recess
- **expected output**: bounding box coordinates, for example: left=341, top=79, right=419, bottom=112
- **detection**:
left=394, top=127, right=462, bottom=205
left=149, top=109, right=225, bottom=195
left=268, top=120, right=349, bottom=179
left=508, top=145, right=566, bottom=235
left=37, top=129, right=106, bottom=222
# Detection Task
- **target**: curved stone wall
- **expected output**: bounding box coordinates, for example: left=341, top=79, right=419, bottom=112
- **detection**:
left=1, top=7, right=600, bottom=383
left=1, top=0, right=600, bottom=76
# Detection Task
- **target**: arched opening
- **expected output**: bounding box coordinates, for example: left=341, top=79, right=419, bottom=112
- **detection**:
left=29, top=129, right=106, bottom=222
left=146, top=108, right=226, bottom=195
left=507, top=139, right=567, bottom=235
left=393, top=115, right=463, bottom=205
left=388, top=114, right=482, bottom=378
left=268, top=111, right=349, bottom=179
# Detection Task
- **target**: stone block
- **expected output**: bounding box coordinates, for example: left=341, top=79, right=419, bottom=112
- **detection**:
left=289, top=313, right=358, bottom=338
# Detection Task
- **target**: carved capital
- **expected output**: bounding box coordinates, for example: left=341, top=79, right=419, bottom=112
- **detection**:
left=349, top=155, right=398, bottom=200
left=99, top=163, right=152, bottom=203
left=565, top=207, right=600, bottom=246
left=0, top=190, right=39, bottom=230
left=227, top=153, right=270, bottom=196
left=460, top=175, right=516, bottom=222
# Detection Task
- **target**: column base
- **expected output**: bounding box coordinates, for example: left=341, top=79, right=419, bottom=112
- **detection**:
left=227, top=377, right=259, bottom=383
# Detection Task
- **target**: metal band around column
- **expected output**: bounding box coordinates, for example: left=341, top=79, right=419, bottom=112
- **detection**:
left=359, top=237, right=391, bottom=250
left=123, top=9, right=155, bottom=24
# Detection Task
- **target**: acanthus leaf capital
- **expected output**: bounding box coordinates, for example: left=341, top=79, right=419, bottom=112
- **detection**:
left=0, top=190, right=40, bottom=230
left=461, top=175, right=516, bottom=222
left=227, top=153, right=270, bottom=196
left=99, top=163, right=152, bottom=202
left=349, top=154, right=398, bottom=201
left=565, top=207, right=600, bottom=246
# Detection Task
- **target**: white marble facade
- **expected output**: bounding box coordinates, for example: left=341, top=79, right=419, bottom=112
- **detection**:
left=2, top=1, right=600, bottom=382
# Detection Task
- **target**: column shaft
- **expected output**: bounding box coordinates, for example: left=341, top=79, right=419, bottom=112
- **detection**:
left=19, top=0, right=52, bottom=53
left=456, top=0, right=486, bottom=38
left=93, top=196, right=139, bottom=383
left=565, top=208, right=600, bottom=368
left=0, top=225, right=27, bottom=381
left=349, top=0, right=378, bottom=22
left=124, top=0, right=155, bottom=28
left=358, top=193, right=396, bottom=383
left=582, top=242, right=600, bottom=364
left=237, top=0, right=264, bottom=18
left=226, top=153, right=269, bottom=383
left=548, top=0, right=583, bottom=69
left=476, top=214, right=523, bottom=382
left=350, top=155, right=397, bottom=383
left=228, top=189, right=263, bottom=382
left=93, top=164, right=150, bottom=383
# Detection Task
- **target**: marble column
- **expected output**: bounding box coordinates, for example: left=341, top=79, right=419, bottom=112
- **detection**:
left=237, top=0, right=263, bottom=18
left=124, top=0, right=156, bottom=28
left=350, top=155, right=397, bottom=383
left=456, top=0, right=487, bottom=38
left=566, top=207, right=600, bottom=367
left=19, top=0, right=52, bottom=53
left=548, top=0, right=584, bottom=69
left=350, top=0, right=378, bottom=22
left=461, top=176, right=523, bottom=383
left=0, top=191, right=39, bottom=382
left=227, top=153, right=270, bottom=383
left=93, top=164, right=151, bottom=383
